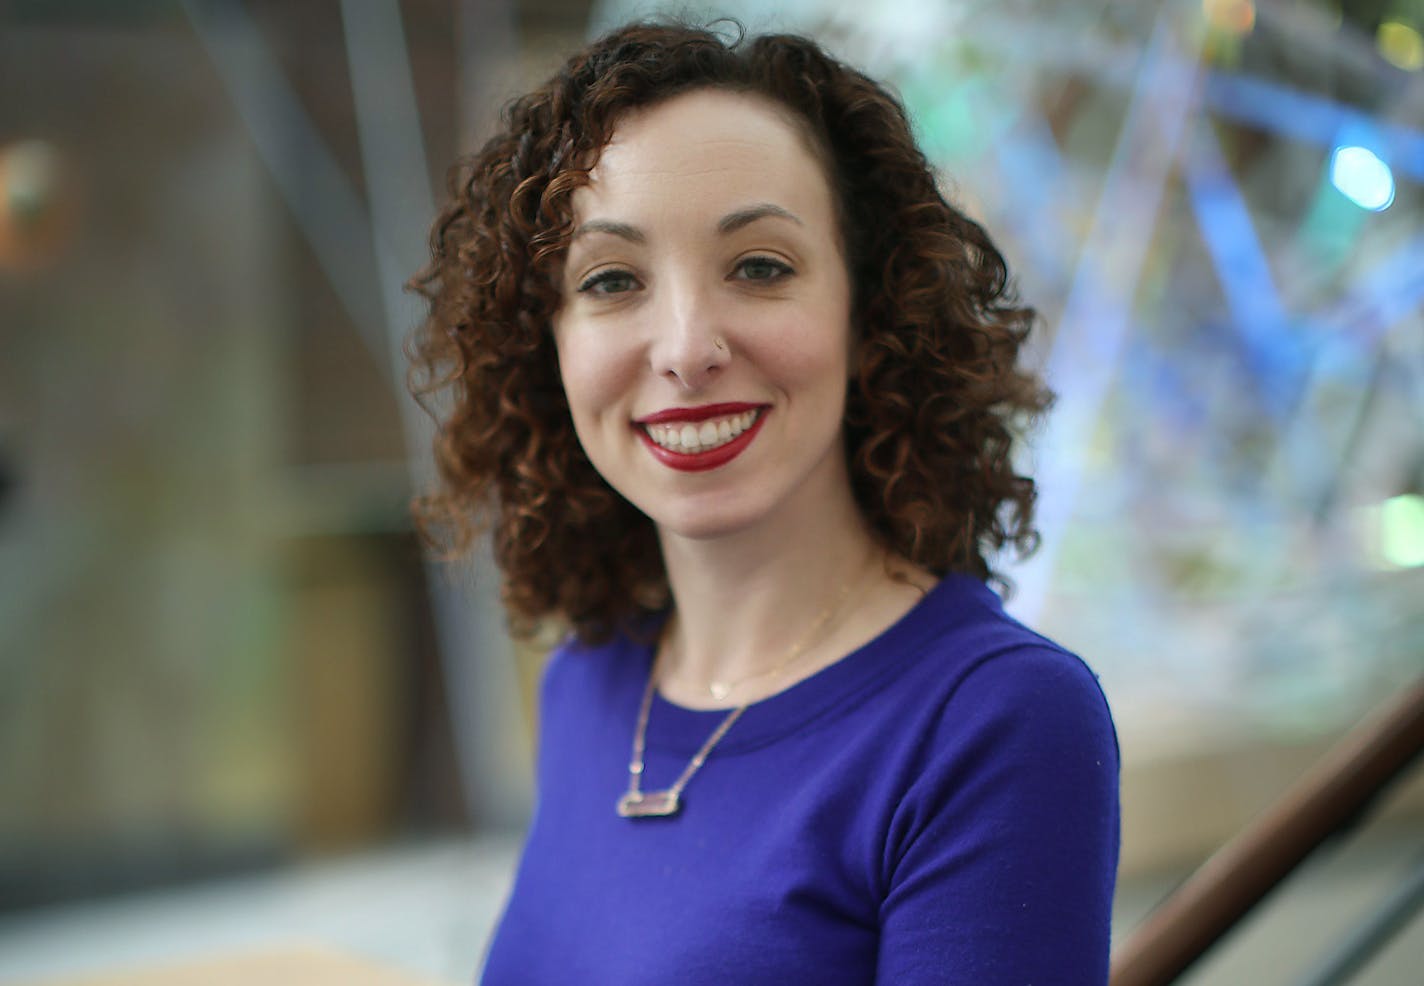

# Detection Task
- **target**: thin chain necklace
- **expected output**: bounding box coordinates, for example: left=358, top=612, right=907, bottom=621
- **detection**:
left=616, top=563, right=867, bottom=819
left=679, top=577, right=858, bottom=702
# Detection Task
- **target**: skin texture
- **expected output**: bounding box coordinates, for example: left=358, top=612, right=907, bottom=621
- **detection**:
left=554, top=89, right=853, bottom=545
left=553, top=89, right=926, bottom=707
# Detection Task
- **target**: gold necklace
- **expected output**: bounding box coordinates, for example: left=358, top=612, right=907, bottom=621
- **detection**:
left=692, top=578, right=857, bottom=701
left=616, top=563, right=868, bottom=819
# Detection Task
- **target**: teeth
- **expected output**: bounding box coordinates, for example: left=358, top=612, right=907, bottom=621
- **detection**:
left=645, top=410, right=759, bottom=453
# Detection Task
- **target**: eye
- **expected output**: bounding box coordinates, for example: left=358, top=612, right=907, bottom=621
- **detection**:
left=577, top=268, right=640, bottom=296
left=732, top=255, right=794, bottom=283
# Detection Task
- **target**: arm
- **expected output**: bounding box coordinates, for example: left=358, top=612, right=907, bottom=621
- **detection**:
left=877, top=646, right=1120, bottom=984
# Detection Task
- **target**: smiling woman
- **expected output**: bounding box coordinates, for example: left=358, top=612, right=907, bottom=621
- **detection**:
left=408, top=21, right=1119, bottom=986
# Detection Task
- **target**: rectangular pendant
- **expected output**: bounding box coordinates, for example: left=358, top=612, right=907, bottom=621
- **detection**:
left=617, top=789, right=681, bottom=818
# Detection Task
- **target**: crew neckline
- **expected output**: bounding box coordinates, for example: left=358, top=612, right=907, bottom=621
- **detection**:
left=635, top=573, right=999, bottom=756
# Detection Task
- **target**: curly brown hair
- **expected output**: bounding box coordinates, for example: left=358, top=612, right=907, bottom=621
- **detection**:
left=407, top=21, right=1052, bottom=642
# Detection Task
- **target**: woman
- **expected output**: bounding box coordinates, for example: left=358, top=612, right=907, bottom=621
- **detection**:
left=409, top=22, right=1119, bottom=985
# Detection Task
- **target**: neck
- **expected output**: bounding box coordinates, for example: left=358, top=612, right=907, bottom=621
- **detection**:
left=655, top=481, right=884, bottom=707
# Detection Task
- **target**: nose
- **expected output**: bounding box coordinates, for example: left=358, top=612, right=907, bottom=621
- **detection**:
left=648, top=282, right=731, bottom=390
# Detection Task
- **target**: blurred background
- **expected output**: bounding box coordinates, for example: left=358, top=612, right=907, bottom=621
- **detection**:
left=0, top=0, right=1420, bottom=983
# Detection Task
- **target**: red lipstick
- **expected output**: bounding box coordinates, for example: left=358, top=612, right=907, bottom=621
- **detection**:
left=636, top=402, right=763, bottom=425
left=634, top=403, right=769, bottom=473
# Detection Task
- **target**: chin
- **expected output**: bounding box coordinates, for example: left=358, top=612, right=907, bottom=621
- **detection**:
left=640, top=491, right=774, bottom=543
left=647, top=508, right=757, bottom=543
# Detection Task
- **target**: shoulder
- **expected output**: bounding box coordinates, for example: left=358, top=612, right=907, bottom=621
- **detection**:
left=539, top=622, right=656, bottom=711
left=948, top=642, right=1119, bottom=771
left=881, top=581, right=1120, bottom=864
left=895, top=576, right=1119, bottom=778
left=921, top=576, right=1111, bottom=710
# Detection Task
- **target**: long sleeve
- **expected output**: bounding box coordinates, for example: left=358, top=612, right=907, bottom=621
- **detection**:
left=876, top=645, right=1120, bottom=985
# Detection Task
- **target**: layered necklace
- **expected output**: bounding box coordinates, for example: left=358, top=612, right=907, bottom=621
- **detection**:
left=616, top=562, right=868, bottom=819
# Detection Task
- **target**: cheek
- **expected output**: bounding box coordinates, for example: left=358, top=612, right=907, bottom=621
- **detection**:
left=553, top=325, right=630, bottom=430
left=762, top=305, right=853, bottom=391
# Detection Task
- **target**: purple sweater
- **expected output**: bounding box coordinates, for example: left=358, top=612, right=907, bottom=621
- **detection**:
left=481, top=574, right=1119, bottom=984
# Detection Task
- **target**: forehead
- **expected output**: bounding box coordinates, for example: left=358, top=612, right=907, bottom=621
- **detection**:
left=572, top=88, right=836, bottom=227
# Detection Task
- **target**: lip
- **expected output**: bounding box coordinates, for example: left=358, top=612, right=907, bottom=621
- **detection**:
left=635, top=401, right=765, bottom=425
left=634, top=406, right=770, bottom=473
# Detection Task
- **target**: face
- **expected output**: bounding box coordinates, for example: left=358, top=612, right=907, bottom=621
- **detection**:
left=552, top=88, right=855, bottom=543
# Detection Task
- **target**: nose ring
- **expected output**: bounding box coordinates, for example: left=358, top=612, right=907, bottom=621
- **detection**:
left=713, top=337, right=728, bottom=352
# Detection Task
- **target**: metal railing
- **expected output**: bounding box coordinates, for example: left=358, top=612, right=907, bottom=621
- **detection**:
left=1110, top=676, right=1424, bottom=986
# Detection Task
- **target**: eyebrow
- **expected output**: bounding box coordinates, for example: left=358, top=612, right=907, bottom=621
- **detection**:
left=717, top=203, right=803, bottom=234
left=571, top=219, right=646, bottom=244
left=571, top=203, right=804, bottom=245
